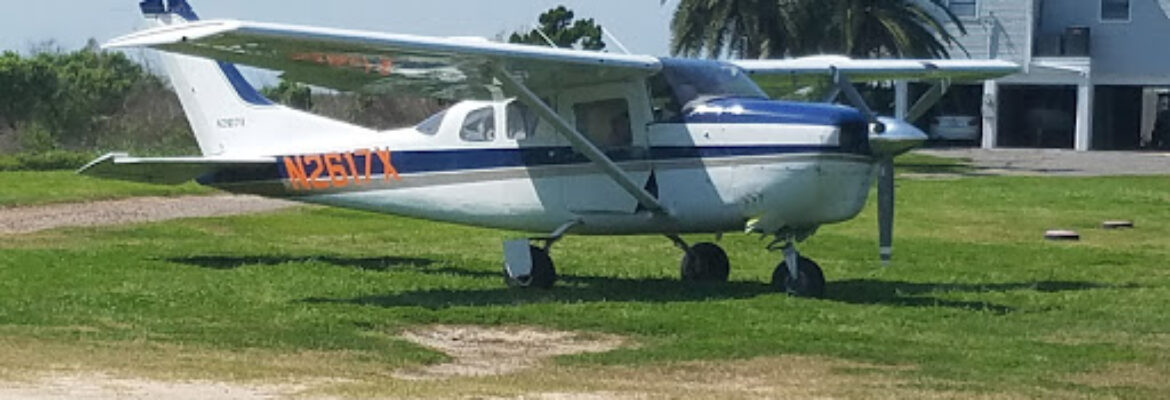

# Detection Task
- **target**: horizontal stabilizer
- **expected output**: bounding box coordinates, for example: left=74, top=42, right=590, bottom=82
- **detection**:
left=78, top=153, right=275, bottom=185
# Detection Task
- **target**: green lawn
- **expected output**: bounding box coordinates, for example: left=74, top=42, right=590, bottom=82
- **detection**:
left=0, top=171, right=214, bottom=207
left=0, top=170, right=1167, bottom=398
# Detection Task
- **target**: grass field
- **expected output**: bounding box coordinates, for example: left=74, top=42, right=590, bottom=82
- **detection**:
left=0, top=160, right=1167, bottom=398
left=0, top=171, right=213, bottom=207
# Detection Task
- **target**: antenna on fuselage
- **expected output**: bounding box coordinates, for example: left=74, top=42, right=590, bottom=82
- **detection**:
left=534, top=28, right=558, bottom=48
left=603, top=27, right=633, bottom=55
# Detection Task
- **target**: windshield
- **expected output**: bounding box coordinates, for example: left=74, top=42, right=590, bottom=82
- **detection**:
left=660, top=58, right=768, bottom=106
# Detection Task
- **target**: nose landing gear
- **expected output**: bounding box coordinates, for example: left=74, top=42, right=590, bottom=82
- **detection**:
left=765, top=231, right=826, bottom=298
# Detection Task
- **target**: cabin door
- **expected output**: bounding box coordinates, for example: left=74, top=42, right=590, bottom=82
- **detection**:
left=558, top=81, right=653, bottom=214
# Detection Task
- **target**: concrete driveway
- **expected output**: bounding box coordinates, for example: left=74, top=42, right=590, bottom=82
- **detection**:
left=918, top=148, right=1170, bottom=176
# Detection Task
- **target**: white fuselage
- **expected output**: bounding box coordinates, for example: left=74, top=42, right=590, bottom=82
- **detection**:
left=211, top=100, right=878, bottom=236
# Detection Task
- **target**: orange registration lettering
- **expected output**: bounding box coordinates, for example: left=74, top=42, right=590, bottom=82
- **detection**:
left=343, top=152, right=363, bottom=185
left=375, top=149, right=401, bottom=181
left=283, top=156, right=312, bottom=190
left=323, top=153, right=349, bottom=188
left=357, top=149, right=373, bottom=182
left=302, top=155, right=330, bottom=190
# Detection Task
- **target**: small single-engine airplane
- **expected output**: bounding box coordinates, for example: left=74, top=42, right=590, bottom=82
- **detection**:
left=83, top=0, right=1017, bottom=297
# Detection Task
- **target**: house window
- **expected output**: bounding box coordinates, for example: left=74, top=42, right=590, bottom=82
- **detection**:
left=1101, top=0, right=1131, bottom=21
left=947, top=0, right=977, bottom=18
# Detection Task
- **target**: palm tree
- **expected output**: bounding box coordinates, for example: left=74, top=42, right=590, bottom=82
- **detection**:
left=669, top=0, right=789, bottom=59
left=826, top=0, right=966, bottom=58
left=670, top=0, right=966, bottom=59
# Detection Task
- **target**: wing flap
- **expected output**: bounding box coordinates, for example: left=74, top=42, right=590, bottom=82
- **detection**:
left=79, top=153, right=276, bottom=185
left=105, top=20, right=662, bottom=98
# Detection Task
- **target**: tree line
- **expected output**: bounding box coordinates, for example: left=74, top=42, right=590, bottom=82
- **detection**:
left=0, top=43, right=195, bottom=155
left=0, top=45, right=443, bottom=161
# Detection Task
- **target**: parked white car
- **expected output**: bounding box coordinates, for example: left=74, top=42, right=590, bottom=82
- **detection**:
left=929, top=115, right=979, bottom=141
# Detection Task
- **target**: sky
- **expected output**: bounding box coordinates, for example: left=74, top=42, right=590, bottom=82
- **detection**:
left=0, top=0, right=678, bottom=56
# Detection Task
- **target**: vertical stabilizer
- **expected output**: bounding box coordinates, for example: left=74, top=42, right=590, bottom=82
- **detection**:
left=139, top=0, right=370, bottom=156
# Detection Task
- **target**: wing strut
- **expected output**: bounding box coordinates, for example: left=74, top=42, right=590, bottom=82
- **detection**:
left=492, top=66, right=670, bottom=216
left=905, top=80, right=952, bottom=124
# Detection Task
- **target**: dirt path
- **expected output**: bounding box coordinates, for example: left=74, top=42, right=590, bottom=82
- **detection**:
left=0, top=373, right=307, bottom=400
left=395, top=325, right=626, bottom=380
left=0, top=195, right=296, bottom=235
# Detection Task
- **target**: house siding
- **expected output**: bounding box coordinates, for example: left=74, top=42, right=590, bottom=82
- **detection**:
left=935, top=0, right=1034, bottom=63
left=1038, top=0, right=1170, bottom=84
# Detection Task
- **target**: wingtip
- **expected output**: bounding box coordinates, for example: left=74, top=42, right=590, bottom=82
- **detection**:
left=102, top=19, right=239, bottom=49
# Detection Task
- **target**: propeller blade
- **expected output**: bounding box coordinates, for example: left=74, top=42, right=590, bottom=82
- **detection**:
left=878, top=158, right=895, bottom=265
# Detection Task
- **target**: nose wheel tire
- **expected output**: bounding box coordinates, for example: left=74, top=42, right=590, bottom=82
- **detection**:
left=771, top=256, right=825, bottom=298
left=505, top=246, right=557, bottom=289
left=680, top=242, right=730, bottom=282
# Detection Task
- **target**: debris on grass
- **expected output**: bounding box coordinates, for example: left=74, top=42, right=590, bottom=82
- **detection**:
left=1044, top=230, right=1080, bottom=241
left=1102, top=220, right=1135, bottom=229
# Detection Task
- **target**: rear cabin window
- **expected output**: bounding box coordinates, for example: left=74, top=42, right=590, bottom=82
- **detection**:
left=573, top=98, right=632, bottom=148
left=506, top=102, right=539, bottom=140
left=416, top=110, right=446, bottom=135
left=460, top=106, right=496, bottom=142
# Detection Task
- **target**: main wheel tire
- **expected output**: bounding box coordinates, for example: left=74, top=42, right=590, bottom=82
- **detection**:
left=771, top=256, right=825, bottom=298
left=680, top=242, right=730, bottom=282
left=506, top=246, right=557, bottom=289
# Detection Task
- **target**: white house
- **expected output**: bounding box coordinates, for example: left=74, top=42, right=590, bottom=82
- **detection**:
left=929, top=0, right=1170, bottom=150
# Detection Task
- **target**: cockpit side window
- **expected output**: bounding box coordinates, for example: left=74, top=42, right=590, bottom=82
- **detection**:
left=416, top=109, right=447, bottom=135
left=460, top=106, right=496, bottom=142
left=506, top=102, right=540, bottom=140
left=649, top=74, right=682, bottom=123
left=573, top=98, right=632, bottom=148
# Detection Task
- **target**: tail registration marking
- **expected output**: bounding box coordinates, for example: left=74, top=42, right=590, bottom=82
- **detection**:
left=281, top=148, right=400, bottom=191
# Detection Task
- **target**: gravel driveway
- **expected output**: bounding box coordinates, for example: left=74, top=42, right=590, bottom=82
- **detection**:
left=0, top=195, right=296, bottom=235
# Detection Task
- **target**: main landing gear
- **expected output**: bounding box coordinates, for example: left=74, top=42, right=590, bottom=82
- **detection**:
left=669, top=235, right=730, bottom=282
left=503, top=224, right=826, bottom=298
left=502, top=220, right=580, bottom=289
left=667, top=234, right=824, bottom=297
left=504, top=245, right=557, bottom=289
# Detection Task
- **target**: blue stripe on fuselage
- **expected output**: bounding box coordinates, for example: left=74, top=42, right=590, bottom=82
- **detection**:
left=257, top=145, right=847, bottom=186
left=382, top=145, right=844, bottom=175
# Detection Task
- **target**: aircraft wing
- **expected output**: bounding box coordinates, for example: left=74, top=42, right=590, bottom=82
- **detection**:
left=734, top=56, right=1019, bottom=96
left=104, top=20, right=662, bottom=99
left=79, top=153, right=276, bottom=185
left=734, top=56, right=1020, bottom=81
